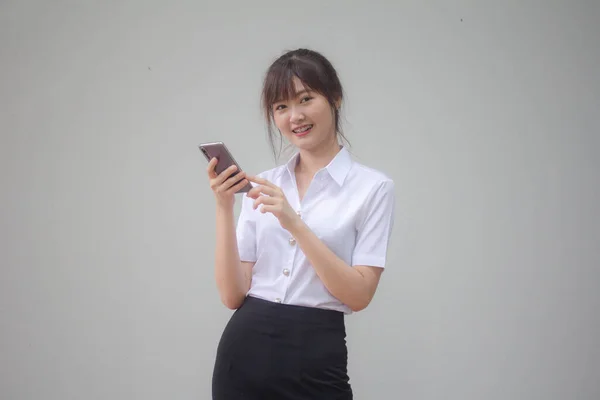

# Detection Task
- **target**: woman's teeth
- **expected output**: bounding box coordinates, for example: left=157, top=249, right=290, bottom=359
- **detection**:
left=293, top=125, right=313, bottom=133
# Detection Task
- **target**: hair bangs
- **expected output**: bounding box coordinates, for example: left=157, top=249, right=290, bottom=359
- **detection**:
left=263, top=65, right=296, bottom=109
left=263, top=60, right=329, bottom=113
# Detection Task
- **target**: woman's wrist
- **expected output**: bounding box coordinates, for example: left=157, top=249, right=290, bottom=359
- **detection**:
left=287, top=215, right=307, bottom=237
left=215, top=199, right=235, bottom=214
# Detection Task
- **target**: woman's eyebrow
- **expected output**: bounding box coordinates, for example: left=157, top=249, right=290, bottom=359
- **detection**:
left=273, top=90, right=310, bottom=104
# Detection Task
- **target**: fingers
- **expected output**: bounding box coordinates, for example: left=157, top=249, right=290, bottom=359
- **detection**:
left=258, top=204, right=277, bottom=214
left=247, top=184, right=278, bottom=199
left=226, top=175, right=250, bottom=194
left=247, top=175, right=277, bottom=189
left=206, top=158, right=218, bottom=179
left=246, top=185, right=261, bottom=199
left=209, top=165, right=239, bottom=190
left=253, top=194, right=278, bottom=210
left=217, top=171, right=247, bottom=193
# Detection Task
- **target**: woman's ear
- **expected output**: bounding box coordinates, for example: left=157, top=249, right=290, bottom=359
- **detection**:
left=335, top=98, right=342, bottom=110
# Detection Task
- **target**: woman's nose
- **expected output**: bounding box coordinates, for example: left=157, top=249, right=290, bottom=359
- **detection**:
left=290, top=108, right=305, bottom=122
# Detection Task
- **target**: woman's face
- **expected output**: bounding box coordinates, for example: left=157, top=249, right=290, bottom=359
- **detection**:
left=272, top=77, right=338, bottom=152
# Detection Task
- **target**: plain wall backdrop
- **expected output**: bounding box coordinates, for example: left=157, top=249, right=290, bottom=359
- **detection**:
left=1, top=1, right=599, bottom=399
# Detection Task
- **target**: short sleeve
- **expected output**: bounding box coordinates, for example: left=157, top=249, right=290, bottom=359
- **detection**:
left=351, top=179, right=395, bottom=268
left=236, top=194, right=257, bottom=262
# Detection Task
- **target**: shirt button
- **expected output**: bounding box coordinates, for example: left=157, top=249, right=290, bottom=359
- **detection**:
left=283, top=268, right=290, bottom=276
left=274, top=298, right=282, bottom=303
left=288, top=237, right=296, bottom=245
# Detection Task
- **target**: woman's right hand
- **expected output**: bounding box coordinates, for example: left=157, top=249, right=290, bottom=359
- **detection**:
left=207, top=158, right=249, bottom=209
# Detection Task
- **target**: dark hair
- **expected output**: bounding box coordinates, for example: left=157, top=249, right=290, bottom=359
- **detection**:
left=261, top=48, right=350, bottom=160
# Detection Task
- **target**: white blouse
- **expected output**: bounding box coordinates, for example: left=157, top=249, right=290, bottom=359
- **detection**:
left=236, top=146, right=395, bottom=314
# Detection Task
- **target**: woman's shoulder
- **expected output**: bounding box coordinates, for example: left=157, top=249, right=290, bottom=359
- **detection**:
left=348, top=159, right=394, bottom=189
left=347, top=161, right=395, bottom=217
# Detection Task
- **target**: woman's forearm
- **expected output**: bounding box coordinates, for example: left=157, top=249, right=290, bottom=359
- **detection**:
left=288, top=220, right=376, bottom=311
left=214, top=205, right=248, bottom=309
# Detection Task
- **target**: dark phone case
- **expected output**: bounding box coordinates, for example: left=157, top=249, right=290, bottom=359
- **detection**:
left=199, top=142, right=253, bottom=193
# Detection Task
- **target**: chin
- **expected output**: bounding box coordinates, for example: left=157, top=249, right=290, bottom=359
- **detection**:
left=286, top=129, right=332, bottom=151
left=292, top=137, right=319, bottom=151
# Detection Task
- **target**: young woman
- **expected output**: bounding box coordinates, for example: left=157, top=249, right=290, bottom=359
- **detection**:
left=207, top=48, right=395, bottom=399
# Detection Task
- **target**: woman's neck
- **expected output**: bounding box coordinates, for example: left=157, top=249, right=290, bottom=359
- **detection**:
left=294, top=138, right=341, bottom=177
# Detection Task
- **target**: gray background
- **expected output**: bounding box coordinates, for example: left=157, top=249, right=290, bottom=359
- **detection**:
left=1, top=1, right=599, bottom=399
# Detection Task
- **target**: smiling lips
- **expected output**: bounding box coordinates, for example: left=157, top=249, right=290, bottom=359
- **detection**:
left=293, top=124, right=313, bottom=137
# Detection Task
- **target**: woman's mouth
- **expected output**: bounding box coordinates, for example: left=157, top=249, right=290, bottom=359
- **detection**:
left=292, top=124, right=313, bottom=137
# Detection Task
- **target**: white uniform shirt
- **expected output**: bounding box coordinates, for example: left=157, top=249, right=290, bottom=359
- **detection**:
left=236, top=146, right=395, bottom=314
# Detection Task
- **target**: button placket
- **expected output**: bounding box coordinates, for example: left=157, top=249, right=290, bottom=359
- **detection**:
left=275, top=183, right=304, bottom=305
left=287, top=209, right=301, bottom=246
left=280, top=242, right=295, bottom=300
left=280, top=209, right=301, bottom=302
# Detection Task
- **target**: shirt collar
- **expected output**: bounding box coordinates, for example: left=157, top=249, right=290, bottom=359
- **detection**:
left=282, top=146, right=353, bottom=187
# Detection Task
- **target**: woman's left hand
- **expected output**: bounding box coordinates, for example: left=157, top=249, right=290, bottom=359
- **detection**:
left=246, top=175, right=302, bottom=232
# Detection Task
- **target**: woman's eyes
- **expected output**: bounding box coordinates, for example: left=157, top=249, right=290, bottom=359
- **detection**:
left=274, top=96, right=313, bottom=111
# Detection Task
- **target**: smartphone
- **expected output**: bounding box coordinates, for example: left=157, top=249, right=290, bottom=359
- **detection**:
left=198, top=141, right=253, bottom=193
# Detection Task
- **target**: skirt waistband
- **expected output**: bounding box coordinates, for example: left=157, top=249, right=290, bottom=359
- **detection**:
left=240, top=295, right=344, bottom=327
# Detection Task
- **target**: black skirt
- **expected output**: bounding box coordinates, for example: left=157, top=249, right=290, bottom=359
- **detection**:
left=212, top=296, right=353, bottom=399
